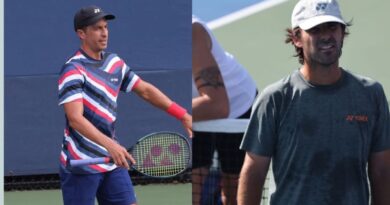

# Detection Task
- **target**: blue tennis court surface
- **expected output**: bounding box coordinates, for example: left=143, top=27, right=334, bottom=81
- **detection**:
left=193, top=0, right=263, bottom=22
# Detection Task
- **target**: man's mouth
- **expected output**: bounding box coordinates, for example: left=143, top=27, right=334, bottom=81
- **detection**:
left=319, top=44, right=335, bottom=51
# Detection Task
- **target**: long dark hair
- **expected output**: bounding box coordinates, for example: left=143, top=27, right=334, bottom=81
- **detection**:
left=285, top=22, right=351, bottom=65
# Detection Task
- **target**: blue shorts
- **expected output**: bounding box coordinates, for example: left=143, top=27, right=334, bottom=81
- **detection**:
left=60, top=167, right=137, bottom=205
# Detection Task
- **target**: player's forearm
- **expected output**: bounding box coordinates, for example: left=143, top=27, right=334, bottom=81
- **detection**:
left=369, top=176, right=390, bottom=204
left=67, top=115, right=115, bottom=149
left=238, top=153, right=270, bottom=205
left=368, top=150, right=390, bottom=205
left=237, top=169, right=264, bottom=205
left=133, top=80, right=191, bottom=136
left=134, top=81, right=173, bottom=110
left=192, top=95, right=229, bottom=121
left=369, top=167, right=390, bottom=204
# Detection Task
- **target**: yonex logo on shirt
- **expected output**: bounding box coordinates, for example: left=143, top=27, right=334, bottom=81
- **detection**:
left=58, top=50, right=141, bottom=174
left=346, top=115, right=368, bottom=122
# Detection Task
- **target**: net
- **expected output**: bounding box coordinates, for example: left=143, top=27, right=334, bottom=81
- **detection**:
left=192, top=119, right=272, bottom=205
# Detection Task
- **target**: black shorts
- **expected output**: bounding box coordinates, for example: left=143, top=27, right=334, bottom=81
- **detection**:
left=192, top=106, right=252, bottom=174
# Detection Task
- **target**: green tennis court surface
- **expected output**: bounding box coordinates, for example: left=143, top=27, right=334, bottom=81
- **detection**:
left=4, top=183, right=190, bottom=205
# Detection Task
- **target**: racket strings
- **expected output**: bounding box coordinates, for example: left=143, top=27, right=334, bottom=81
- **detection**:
left=132, top=133, right=190, bottom=177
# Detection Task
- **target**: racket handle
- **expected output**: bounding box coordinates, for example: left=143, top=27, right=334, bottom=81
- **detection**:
left=69, top=157, right=111, bottom=167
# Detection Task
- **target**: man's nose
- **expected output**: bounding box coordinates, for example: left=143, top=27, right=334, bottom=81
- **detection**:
left=319, top=28, right=333, bottom=40
left=102, top=28, right=108, bottom=37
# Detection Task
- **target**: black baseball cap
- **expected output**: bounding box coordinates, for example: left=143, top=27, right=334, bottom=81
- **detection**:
left=74, top=5, right=115, bottom=31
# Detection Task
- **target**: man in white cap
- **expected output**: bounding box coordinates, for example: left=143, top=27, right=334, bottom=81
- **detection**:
left=238, top=0, right=390, bottom=204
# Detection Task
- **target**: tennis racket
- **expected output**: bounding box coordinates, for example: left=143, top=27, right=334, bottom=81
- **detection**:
left=69, top=131, right=191, bottom=178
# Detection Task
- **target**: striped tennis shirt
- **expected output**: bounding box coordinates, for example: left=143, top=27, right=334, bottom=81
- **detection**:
left=58, top=49, right=141, bottom=174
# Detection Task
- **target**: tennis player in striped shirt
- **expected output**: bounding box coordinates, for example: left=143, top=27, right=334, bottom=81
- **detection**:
left=58, top=5, right=191, bottom=205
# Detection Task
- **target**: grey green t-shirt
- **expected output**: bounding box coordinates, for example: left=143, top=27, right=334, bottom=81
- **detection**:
left=241, top=69, right=390, bottom=205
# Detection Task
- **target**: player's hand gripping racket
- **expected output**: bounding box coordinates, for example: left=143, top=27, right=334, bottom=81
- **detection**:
left=69, top=132, right=191, bottom=178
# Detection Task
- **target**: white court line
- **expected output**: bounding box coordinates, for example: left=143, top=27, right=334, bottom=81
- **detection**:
left=207, top=0, right=289, bottom=30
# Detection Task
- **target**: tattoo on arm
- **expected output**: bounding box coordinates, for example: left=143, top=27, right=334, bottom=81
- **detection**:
left=194, top=66, right=225, bottom=89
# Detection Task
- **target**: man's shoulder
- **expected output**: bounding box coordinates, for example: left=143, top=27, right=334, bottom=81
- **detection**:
left=62, top=60, right=82, bottom=73
left=61, top=50, right=88, bottom=73
left=64, top=50, right=86, bottom=64
left=344, top=69, right=383, bottom=91
left=260, top=72, right=296, bottom=97
left=253, top=72, right=296, bottom=109
left=103, top=52, right=127, bottom=65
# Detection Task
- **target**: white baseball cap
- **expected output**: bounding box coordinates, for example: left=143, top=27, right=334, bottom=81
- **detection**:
left=291, top=0, right=345, bottom=30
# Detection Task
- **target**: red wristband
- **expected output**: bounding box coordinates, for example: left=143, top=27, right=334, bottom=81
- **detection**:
left=166, top=102, right=187, bottom=120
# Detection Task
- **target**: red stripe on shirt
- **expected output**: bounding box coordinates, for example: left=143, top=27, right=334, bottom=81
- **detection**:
left=65, top=128, right=70, bottom=136
left=131, top=78, right=142, bottom=91
left=83, top=99, right=114, bottom=123
left=107, top=60, right=124, bottom=73
left=66, top=139, right=109, bottom=172
left=60, top=154, right=66, bottom=166
left=58, top=69, right=82, bottom=85
left=67, top=142, right=82, bottom=160
left=76, top=65, right=118, bottom=97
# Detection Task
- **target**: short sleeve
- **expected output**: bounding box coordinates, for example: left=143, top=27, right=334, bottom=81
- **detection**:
left=370, top=83, right=390, bottom=153
left=58, top=63, right=84, bottom=105
left=120, top=63, right=141, bottom=93
left=240, top=91, right=278, bottom=157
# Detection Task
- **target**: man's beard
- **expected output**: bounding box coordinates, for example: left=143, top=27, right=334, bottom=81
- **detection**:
left=308, top=38, right=343, bottom=67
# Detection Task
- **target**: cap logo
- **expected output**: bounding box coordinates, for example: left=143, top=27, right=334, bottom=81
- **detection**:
left=316, top=3, right=328, bottom=11
left=291, top=0, right=345, bottom=30
left=94, top=8, right=101, bottom=13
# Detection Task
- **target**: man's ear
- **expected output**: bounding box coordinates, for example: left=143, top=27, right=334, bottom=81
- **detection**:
left=76, top=29, right=86, bottom=40
left=292, top=36, right=302, bottom=48
left=292, top=29, right=303, bottom=48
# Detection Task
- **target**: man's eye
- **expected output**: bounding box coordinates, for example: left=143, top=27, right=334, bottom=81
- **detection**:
left=309, top=28, right=319, bottom=34
left=329, top=25, right=337, bottom=30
